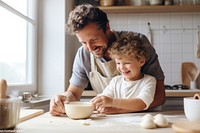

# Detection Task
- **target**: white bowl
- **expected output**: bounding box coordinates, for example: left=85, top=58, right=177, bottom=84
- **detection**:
left=64, top=101, right=94, bottom=119
left=184, top=97, right=200, bottom=121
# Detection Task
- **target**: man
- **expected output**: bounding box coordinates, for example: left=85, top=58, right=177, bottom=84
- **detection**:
left=50, top=4, right=165, bottom=116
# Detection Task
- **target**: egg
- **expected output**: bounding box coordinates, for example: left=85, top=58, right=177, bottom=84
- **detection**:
left=153, top=114, right=169, bottom=127
left=140, top=116, right=156, bottom=129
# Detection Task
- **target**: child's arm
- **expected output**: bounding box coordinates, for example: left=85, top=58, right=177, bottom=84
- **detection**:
left=91, top=95, right=146, bottom=113
left=112, top=98, right=146, bottom=112
left=97, top=107, right=144, bottom=114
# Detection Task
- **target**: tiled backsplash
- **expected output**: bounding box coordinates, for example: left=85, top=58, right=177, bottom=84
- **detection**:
left=108, top=12, right=200, bottom=86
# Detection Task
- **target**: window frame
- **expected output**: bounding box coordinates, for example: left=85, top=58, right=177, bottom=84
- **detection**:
left=0, top=0, right=38, bottom=94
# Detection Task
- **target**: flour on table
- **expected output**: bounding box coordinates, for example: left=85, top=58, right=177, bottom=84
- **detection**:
left=79, top=119, right=93, bottom=125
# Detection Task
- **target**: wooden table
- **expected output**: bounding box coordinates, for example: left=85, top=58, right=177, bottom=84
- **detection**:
left=15, top=110, right=189, bottom=133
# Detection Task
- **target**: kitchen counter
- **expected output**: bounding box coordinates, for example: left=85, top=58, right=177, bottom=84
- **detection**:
left=15, top=110, right=189, bottom=133
left=165, top=89, right=200, bottom=97
left=21, top=96, right=50, bottom=112
left=82, top=89, right=200, bottom=98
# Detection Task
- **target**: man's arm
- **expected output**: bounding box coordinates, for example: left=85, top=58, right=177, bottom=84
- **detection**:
left=64, top=84, right=84, bottom=101
left=149, top=79, right=165, bottom=109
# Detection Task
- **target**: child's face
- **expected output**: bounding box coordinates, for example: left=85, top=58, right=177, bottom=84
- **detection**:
left=115, top=55, right=145, bottom=81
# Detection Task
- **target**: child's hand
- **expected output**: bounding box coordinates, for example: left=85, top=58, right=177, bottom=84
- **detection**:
left=91, top=95, right=113, bottom=109
left=96, top=107, right=119, bottom=114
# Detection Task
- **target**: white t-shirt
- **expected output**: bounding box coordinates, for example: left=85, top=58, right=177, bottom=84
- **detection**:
left=101, top=74, right=156, bottom=109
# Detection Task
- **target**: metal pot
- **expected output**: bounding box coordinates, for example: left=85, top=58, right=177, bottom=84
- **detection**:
left=0, top=79, right=21, bottom=129
left=0, top=97, right=21, bottom=129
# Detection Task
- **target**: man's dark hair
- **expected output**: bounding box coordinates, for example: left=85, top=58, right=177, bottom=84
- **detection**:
left=66, top=4, right=109, bottom=34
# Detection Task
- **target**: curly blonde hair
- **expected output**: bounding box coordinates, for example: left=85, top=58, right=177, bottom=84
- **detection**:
left=108, top=36, right=147, bottom=61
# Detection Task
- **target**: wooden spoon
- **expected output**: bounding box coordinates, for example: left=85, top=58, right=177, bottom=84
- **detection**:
left=0, top=79, right=7, bottom=99
left=0, top=79, right=9, bottom=129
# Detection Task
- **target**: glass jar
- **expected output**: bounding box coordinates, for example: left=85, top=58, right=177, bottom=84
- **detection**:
left=164, top=0, right=173, bottom=5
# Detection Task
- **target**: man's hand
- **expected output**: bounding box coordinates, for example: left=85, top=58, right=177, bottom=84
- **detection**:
left=49, top=94, right=72, bottom=116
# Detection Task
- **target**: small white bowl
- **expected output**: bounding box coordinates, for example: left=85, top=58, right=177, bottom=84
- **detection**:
left=64, top=101, right=94, bottom=119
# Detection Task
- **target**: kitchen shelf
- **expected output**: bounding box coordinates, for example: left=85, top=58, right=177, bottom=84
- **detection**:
left=99, top=5, right=200, bottom=13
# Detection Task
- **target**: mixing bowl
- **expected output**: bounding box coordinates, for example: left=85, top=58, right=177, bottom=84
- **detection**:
left=184, top=95, right=200, bottom=121
left=64, top=101, right=94, bottom=119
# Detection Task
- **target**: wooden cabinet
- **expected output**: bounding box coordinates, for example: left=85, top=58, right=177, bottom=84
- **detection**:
left=99, top=5, right=200, bottom=13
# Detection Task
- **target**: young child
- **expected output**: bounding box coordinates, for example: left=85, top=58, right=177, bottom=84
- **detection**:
left=91, top=35, right=156, bottom=114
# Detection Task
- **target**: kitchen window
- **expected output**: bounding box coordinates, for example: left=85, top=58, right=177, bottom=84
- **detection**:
left=0, top=0, right=37, bottom=93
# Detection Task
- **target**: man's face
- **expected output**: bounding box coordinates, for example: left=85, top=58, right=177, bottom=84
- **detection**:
left=76, top=23, right=109, bottom=58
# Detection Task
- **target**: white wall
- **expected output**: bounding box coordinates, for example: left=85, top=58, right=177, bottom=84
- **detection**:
left=37, top=0, right=76, bottom=96
left=107, top=12, right=200, bottom=86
